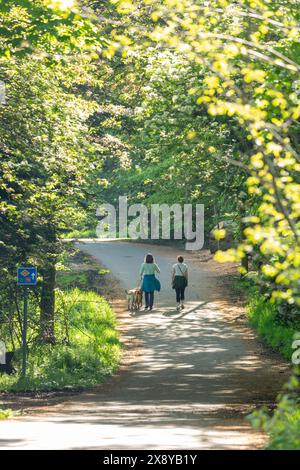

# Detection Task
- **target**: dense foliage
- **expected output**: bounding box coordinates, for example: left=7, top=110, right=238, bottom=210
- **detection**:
left=0, top=0, right=299, bottom=446
left=102, top=0, right=300, bottom=307
left=1, top=0, right=298, bottom=345
left=0, top=0, right=102, bottom=342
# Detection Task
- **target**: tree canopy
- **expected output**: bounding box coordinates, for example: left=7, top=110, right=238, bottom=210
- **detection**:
left=0, top=0, right=299, bottom=341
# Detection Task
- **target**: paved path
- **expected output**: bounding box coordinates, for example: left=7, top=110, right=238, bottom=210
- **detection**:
left=0, top=241, right=288, bottom=449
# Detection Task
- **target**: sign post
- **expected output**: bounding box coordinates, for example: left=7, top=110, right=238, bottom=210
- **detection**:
left=22, top=287, right=28, bottom=376
left=17, top=267, right=37, bottom=377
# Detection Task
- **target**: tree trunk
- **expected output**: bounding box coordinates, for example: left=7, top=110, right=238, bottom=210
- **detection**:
left=40, top=261, right=56, bottom=344
left=241, top=250, right=249, bottom=273
left=239, top=197, right=249, bottom=274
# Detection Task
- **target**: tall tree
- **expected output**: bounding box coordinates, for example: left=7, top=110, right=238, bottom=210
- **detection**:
left=0, top=0, right=101, bottom=342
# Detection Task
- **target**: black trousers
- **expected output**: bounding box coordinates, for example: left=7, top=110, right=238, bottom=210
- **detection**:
left=175, top=287, right=185, bottom=303
left=145, top=291, right=154, bottom=308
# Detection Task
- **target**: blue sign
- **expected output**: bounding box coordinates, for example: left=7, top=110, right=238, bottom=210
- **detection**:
left=17, top=267, right=37, bottom=286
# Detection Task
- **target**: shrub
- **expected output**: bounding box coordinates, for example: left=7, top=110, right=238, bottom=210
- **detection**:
left=250, top=373, right=300, bottom=450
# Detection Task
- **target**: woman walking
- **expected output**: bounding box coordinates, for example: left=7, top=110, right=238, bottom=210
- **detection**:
left=140, top=253, right=161, bottom=310
left=172, top=255, right=188, bottom=311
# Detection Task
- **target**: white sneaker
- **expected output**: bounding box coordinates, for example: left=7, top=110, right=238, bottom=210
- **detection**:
left=176, top=303, right=181, bottom=311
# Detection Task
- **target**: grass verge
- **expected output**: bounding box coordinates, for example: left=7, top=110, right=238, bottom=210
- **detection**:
left=0, top=289, right=121, bottom=392
left=235, top=280, right=299, bottom=361
left=239, top=281, right=300, bottom=450
left=64, top=228, right=96, bottom=238
left=246, top=288, right=297, bottom=361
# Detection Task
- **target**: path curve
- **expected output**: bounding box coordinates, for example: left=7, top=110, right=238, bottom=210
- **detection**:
left=0, top=241, right=288, bottom=449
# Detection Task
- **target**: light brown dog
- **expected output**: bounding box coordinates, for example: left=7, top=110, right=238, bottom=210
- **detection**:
left=126, top=288, right=143, bottom=311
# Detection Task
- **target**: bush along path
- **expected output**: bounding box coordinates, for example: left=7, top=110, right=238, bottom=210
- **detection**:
left=0, top=241, right=290, bottom=450
left=240, top=282, right=300, bottom=449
